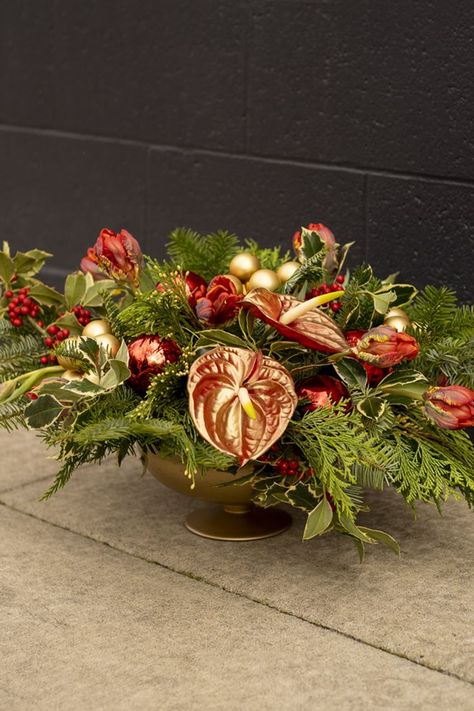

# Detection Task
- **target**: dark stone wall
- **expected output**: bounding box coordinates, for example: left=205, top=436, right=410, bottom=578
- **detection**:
left=1, top=1, right=473, bottom=300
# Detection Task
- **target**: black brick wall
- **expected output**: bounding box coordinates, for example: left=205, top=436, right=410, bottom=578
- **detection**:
left=0, top=1, right=473, bottom=300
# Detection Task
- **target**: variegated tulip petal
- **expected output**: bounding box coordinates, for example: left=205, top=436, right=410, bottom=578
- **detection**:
left=188, top=346, right=298, bottom=465
left=243, top=288, right=348, bottom=353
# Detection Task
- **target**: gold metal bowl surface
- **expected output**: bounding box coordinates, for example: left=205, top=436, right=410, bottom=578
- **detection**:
left=146, top=453, right=291, bottom=541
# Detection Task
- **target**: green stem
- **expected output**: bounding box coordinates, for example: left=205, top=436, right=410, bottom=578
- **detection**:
left=0, top=366, right=64, bottom=405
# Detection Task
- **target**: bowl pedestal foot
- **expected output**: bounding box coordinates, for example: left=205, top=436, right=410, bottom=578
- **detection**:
left=185, top=504, right=291, bottom=541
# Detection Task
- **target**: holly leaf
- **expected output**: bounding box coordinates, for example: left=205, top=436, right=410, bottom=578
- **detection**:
left=358, top=526, right=400, bottom=556
left=25, top=394, right=63, bottom=429
left=13, top=249, right=51, bottom=276
left=303, top=498, right=333, bottom=540
left=301, top=228, right=325, bottom=259
left=356, top=395, right=386, bottom=420
left=64, top=272, right=87, bottom=309
left=0, top=252, right=15, bottom=283
left=28, top=283, right=65, bottom=306
left=333, top=358, right=367, bottom=392
left=195, top=330, right=250, bottom=350
left=83, top=279, right=118, bottom=307
left=340, top=514, right=375, bottom=543
left=372, top=290, right=397, bottom=315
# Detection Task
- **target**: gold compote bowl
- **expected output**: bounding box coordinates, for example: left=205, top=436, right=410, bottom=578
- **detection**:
left=146, top=454, right=291, bottom=541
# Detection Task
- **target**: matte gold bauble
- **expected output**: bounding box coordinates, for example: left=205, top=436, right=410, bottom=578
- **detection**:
left=62, top=369, right=84, bottom=381
left=276, top=261, right=300, bottom=283
left=247, top=269, right=281, bottom=292
left=223, top=274, right=244, bottom=294
left=95, top=333, right=120, bottom=357
left=229, top=253, right=260, bottom=282
left=384, top=308, right=410, bottom=332
left=56, top=337, right=84, bottom=371
left=82, top=319, right=111, bottom=339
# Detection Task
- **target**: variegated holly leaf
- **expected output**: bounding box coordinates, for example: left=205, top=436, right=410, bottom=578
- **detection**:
left=188, top=346, right=298, bottom=466
left=242, top=288, right=348, bottom=354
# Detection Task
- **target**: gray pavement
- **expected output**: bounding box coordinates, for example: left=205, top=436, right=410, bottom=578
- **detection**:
left=1, top=430, right=473, bottom=710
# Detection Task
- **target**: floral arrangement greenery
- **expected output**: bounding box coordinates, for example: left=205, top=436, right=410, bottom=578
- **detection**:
left=1, top=224, right=473, bottom=558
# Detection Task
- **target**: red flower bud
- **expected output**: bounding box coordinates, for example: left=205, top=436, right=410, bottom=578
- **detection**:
left=195, top=275, right=243, bottom=326
left=423, top=385, right=474, bottom=430
left=296, top=375, right=349, bottom=411
left=345, top=330, right=387, bottom=384
left=353, top=325, right=419, bottom=368
left=156, top=271, right=207, bottom=308
left=81, top=228, right=143, bottom=286
left=127, top=336, right=181, bottom=394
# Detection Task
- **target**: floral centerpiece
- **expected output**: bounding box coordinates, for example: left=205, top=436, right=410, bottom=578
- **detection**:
left=0, top=224, right=473, bottom=556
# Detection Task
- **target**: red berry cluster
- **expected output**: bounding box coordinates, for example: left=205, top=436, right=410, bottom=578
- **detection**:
left=5, top=287, right=43, bottom=329
left=72, top=305, right=91, bottom=327
left=308, top=274, right=345, bottom=313
left=41, top=324, right=71, bottom=365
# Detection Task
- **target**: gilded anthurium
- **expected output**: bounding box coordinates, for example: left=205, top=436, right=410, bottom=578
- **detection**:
left=423, top=385, right=474, bottom=430
left=195, top=275, right=243, bottom=326
left=80, top=228, right=143, bottom=286
left=187, top=347, right=298, bottom=465
left=242, top=288, right=348, bottom=354
left=353, top=325, right=419, bottom=368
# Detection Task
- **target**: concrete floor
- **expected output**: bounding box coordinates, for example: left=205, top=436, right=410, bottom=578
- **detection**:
left=1, top=430, right=473, bottom=710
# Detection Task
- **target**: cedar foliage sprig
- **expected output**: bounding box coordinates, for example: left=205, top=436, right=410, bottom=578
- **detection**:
left=287, top=404, right=388, bottom=520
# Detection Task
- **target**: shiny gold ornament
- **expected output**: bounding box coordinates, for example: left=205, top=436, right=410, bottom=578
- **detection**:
left=82, top=319, right=111, bottom=339
left=276, top=261, right=300, bottom=283
left=95, top=333, right=120, bottom=357
left=247, top=269, right=281, bottom=292
left=229, top=253, right=260, bottom=282
left=384, top=308, right=410, bottom=332
left=56, top=337, right=84, bottom=371
left=223, top=274, right=244, bottom=294
left=62, top=369, right=84, bottom=381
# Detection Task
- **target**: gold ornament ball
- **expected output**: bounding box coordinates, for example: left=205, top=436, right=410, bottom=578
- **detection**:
left=247, top=269, right=281, bottom=292
left=223, top=274, right=244, bottom=294
left=82, top=319, right=111, bottom=339
left=276, top=261, right=300, bottom=283
left=229, top=253, right=260, bottom=282
left=62, top=369, right=84, bottom=382
left=384, top=308, right=410, bottom=332
left=95, top=333, right=121, bottom=357
left=56, top=337, right=84, bottom=371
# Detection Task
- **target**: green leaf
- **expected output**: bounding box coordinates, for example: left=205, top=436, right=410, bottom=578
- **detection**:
left=100, top=359, right=131, bottom=390
left=372, top=290, right=397, bottom=315
left=13, top=249, right=51, bottom=276
left=388, top=284, right=418, bottom=307
left=333, top=358, right=367, bottom=392
left=339, top=514, right=375, bottom=543
left=25, top=394, right=63, bottom=429
left=301, top=228, right=325, bottom=259
left=356, top=395, right=386, bottom=420
left=54, top=312, right=82, bottom=334
left=352, top=537, right=365, bottom=563
left=83, top=279, right=118, bottom=307
left=28, top=283, right=64, bottom=306
left=303, top=498, right=333, bottom=540
left=64, top=272, right=87, bottom=309
left=358, top=526, right=400, bottom=556
left=377, top=369, right=428, bottom=400
left=195, top=329, right=250, bottom=349
left=0, top=252, right=15, bottom=283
